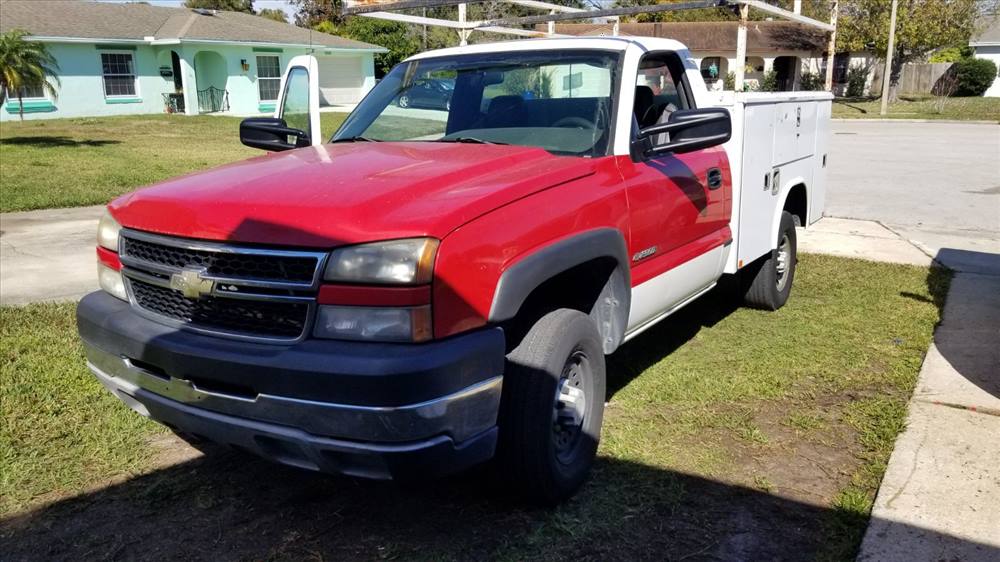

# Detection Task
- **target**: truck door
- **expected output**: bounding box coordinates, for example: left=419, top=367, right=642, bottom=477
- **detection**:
left=619, top=53, right=732, bottom=329
left=274, top=55, right=322, bottom=146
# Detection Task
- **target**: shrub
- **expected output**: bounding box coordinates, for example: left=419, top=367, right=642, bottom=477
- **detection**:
left=799, top=71, right=824, bottom=91
left=760, top=70, right=779, bottom=92
left=929, top=46, right=973, bottom=63
left=845, top=63, right=870, bottom=97
left=724, top=71, right=735, bottom=90
left=952, top=57, right=998, bottom=96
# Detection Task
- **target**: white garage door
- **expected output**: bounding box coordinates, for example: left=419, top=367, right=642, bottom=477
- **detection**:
left=316, top=56, right=364, bottom=105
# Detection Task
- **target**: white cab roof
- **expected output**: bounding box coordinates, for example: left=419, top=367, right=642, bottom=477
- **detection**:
left=405, top=36, right=691, bottom=61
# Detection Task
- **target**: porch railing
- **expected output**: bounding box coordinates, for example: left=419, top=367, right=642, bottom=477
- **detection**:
left=162, top=93, right=185, bottom=113
left=197, top=87, right=229, bottom=114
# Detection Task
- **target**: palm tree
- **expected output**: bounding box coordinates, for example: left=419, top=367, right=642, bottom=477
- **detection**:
left=0, top=29, right=60, bottom=120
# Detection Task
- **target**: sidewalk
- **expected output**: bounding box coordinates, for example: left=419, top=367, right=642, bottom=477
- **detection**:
left=801, top=219, right=1000, bottom=561
left=0, top=205, right=103, bottom=305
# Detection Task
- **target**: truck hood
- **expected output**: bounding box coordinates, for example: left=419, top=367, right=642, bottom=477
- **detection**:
left=110, top=142, right=596, bottom=247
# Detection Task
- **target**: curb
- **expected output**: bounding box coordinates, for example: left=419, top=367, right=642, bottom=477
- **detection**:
left=831, top=118, right=999, bottom=125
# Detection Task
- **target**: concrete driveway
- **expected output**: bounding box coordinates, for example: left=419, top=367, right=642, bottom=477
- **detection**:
left=1, top=120, right=998, bottom=305
left=0, top=206, right=102, bottom=305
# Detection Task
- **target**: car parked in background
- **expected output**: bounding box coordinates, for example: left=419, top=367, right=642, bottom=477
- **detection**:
left=396, top=78, right=454, bottom=110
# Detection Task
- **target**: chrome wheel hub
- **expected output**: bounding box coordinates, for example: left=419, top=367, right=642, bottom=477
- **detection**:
left=553, top=351, right=588, bottom=458
left=775, top=233, right=791, bottom=291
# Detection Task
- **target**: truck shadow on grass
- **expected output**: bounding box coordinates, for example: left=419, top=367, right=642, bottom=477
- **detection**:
left=0, top=136, right=121, bottom=148
left=3, top=440, right=996, bottom=561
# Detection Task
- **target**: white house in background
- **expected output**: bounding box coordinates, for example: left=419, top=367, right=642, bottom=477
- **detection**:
left=546, top=21, right=881, bottom=95
left=0, top=0, right=385, bottom=121
left=970, top=16, right=1000, bottom=97
left=545, top=21, right=832, bottom=91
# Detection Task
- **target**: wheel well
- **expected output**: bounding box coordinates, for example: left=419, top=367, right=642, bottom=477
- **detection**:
left=784, top=184, right=807, bottom=227
left=501, top=257, right=620, bottom=354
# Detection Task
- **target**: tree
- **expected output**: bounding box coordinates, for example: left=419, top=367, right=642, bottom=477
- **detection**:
left=837, top=0, right=995, bottom=99
left=258, top=8, right=288, bottom=23
left=0, top=29, right=60, bottom=120
left=315, top=18, right=420, bottom=77
left=184, top=0, right=255, bottom=13
left=290, top=0, right=344, bottom=27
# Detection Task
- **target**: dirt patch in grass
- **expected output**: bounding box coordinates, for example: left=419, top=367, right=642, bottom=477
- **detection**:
left=0, top=256, right=948, bottom=560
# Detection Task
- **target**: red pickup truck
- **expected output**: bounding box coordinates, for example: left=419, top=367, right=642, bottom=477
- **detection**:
left=78, top=37, right=830, bottom=504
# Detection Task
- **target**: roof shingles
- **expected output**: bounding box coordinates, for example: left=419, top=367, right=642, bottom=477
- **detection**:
left=0, top=0, right=383, bottom=50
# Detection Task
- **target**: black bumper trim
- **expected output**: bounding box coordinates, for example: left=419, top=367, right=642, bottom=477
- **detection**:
left=77, top=291, right=506, bottom=407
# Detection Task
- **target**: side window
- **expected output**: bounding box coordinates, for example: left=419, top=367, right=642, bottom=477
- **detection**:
left=256, top=55, right=281, bottom=102
left=635, top=54, right=693, bottom=149
left=280, top=67, right=311, bottom=138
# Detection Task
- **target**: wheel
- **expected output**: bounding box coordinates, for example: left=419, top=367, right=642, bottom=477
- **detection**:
left=496, top=308, right=606, bottom=505
left=445, top=99, right=451, bottom=111
left=742, top=210, right=797, bottom=310
left=397, top=94, right=410, bottom=108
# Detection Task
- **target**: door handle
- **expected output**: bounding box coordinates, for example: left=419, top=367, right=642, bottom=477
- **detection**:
left=707, top=168, right=723, bottom=190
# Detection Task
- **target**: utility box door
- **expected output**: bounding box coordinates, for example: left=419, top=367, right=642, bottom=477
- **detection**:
left=772, top=101, right=818, bottom=166
left=737, top=102, right=779, bottom=267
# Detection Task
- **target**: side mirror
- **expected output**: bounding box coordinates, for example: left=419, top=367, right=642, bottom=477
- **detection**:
left=631, top=108, right=732, bottom=160
left=240, top=117, right=310, bottom=152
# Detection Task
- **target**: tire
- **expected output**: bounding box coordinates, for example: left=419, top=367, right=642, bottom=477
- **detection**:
left=496, top=309, right=606, bottom=505
left=742, top=210, right=797, bottom=310
left=397, top=95, right=410, bottom=108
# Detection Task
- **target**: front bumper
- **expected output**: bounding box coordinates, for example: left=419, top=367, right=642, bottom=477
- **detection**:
left=77, top=291, right=506, bottom=479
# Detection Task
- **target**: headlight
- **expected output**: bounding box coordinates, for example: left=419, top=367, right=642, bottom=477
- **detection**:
left=97, top=211, right=121, bottom=251
left=314, top=304, right=432, bottom=342
left=98, top=262, right=128, bottom=301
left=324, top=238, right=438, bottom=285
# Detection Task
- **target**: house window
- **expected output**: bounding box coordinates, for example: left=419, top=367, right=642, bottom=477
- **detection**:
left=5, top=83, right=46, bottom=100
left=257, top=55, right=281, bottom=101
left=101, top=52, right=137, bottom=97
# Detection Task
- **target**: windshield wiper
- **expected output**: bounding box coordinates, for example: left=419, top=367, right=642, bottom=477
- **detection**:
left=435, top=137, right=509, bottom=145
left=330, top=136, right=380, bottom=143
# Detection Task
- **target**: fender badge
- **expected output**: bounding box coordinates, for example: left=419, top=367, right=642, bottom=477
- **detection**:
left=632, top=246, right=658, bottom=262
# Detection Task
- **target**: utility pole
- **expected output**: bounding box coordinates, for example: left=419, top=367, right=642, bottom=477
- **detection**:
left=824, top=0, right=839, bottom=91
left=879, top=0, right=899, bottom=116
left=734, top=2, right=749, bottom=91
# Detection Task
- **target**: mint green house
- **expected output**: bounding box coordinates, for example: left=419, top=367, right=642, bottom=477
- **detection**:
left=0, top=1, right=384, bottom=121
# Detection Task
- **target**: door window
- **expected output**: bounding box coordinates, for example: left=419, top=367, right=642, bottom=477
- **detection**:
left=280, top=67, right=311, bottom=138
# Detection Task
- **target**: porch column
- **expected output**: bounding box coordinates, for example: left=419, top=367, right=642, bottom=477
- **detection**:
left=178, top=50, right=198, bottom=116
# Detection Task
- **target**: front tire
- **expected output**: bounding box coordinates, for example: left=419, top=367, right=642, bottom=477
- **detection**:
left=397, top=95, right=410, bottom=108
left=742, top=210, right=798, bottom=310
left=496, top=309, right=606, bottom=505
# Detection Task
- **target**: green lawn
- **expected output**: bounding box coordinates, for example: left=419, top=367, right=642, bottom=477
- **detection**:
left=833, top=95, right=1000, bottom=121
left=0, top=113, right=349, bottom=213
left=0, top=255, right=949, bottom=560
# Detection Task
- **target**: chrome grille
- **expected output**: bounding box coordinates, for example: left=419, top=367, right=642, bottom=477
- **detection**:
left=118, top=229, right=327, bottom=342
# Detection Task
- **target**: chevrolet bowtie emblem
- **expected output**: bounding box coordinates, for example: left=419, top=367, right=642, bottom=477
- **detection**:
left=169, top=267, right=215, bottom=299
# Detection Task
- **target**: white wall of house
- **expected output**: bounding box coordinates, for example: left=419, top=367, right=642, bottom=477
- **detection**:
left=973, top=45, right=1000, bottom=97
left=1, top=40, right=378, bottom=121
left=690, top=50, right=819, bottom=91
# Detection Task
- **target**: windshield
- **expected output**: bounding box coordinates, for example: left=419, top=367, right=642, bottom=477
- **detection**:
left=333, top=50, right=621, bottom=157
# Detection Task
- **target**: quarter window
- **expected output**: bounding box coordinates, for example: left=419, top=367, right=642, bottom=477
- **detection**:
left=256, top=55, right=281, bottom=101
left=101, top=52, right=137, bottom=97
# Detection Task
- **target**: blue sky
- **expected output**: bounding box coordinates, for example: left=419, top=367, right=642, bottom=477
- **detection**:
left=97, top=1, right=300, bottom=22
